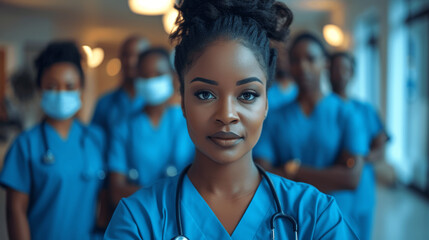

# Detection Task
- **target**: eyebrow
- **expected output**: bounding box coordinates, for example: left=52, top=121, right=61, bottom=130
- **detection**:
left=236, top=77, right=263, bottom=86
left=190, top=77, right=263, bottom=86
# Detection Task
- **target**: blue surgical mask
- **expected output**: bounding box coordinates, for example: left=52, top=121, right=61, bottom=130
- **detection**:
left=134, top=74, right=174, bottom=106
left=41, top=90, right=82, bottom=120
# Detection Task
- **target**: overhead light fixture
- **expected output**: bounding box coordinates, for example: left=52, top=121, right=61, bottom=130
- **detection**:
left=128, top=0, right=174, bottom=16
left=82, top=45, right=104, bottom=68
left=323, top=24, right=344, bottom=47
left=163, top=8, right=179, bottom=34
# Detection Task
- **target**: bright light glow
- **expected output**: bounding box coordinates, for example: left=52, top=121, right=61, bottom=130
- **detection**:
left=82, top=45, right=104, bottom=68
left=106, top=58, right=122, bottom=76
left=163, top=8, right=179, bottom=34
left=323, top=24, right=344, bottom=47
left=129, top=0, right=174, bottom=16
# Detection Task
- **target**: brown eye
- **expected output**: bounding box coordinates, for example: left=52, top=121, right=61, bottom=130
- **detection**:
left=194, top=91, right=215, bottom=101
left=238, top=91, right=259, bottom=102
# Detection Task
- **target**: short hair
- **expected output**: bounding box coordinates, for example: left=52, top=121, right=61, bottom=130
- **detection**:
left=289, top=32, right=329, bottom=59
left=170, top=0, right=293, bottom=94
left=137, top=47, right=173, bottom=71
left=34, top=41, right=84, bottom=88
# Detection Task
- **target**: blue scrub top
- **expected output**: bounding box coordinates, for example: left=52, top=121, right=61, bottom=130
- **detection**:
left=91, top=88, right=145, bottom=136
left=0, top=120, right=106, bottom=240
left=104, top=172, right=358, bottom=239
left=254, top=94, right=366, bottom=221
left=107, top=105, right=194, bottom=186
left=267, top=82, right=298, bottom=111
left=348, top=99, right=385, bottom=240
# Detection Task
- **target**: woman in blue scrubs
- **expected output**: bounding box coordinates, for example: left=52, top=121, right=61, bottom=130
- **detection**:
left=254, top=32, right=367, bottom=232
left=330, top=51, right=390, bottom=240
left=107, top=48, right=194, bottom=206
left=91, top=36, right=149, bottom=136
left=268, top=42, right=298, bottom=111
left=0, top=41, right=106, bottom=240
left=105, top=1, right=358, bottom=239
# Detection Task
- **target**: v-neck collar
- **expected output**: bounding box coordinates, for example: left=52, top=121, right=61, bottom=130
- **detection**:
left=295, top=94, right=331, bottom=120
left=44, top=119, right=80, bottom=143
left=181, top=175, right=274, bottom=239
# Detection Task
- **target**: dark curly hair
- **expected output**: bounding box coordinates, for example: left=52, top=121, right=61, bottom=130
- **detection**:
left=35, top=41, right=84, bottom=88
left=170, top=0, right=293, bottom=94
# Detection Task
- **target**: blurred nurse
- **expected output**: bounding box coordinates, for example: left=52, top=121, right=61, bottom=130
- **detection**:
left=254, top=32, right=367, bottom=228
left=0, top=41, right=106, bottom=240
left=330, top=51, right=389, bottom=240
left=91, top=36, right=150, bottom=137
left=267, top=41, right=298, bottom=111
left=108, top=47, right=194, bottom=205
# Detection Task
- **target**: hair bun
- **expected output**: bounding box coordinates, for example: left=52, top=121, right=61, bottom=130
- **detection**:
left=172, top=0, right=293, bottom=42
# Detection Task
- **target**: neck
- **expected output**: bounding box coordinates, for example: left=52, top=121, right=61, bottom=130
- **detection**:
left=188, top=150, right=260, bottom=197
left=297, top=89, right=323, bottom=105
left=45, top=117, right=74, bottom=139
left=122, top=78, right=135, bottom=98
left=334, top=90, right=347, bottom=100
left=297, top=89, right=323, bottom=115
left=277, top=77, right=293, bottom=90
left=144, top=102, right=168, bottom=126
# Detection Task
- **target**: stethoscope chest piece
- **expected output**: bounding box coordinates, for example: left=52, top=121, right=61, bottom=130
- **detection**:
left=128, top=168, right=139, bottom=180
left=166, top=165, right=178, bottom=177
left=172, top=236, right=189, bottom=240
left=43, top=149, right=55, bottom=165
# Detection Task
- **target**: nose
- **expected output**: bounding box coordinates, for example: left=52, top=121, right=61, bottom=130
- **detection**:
left=215, top=96, right=239, bottom=125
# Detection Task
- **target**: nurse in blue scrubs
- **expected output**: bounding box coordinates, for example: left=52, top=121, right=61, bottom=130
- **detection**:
left=268, top=41, right=298, bottom=111
left=254, top=32, right=367, bottom=230
left=105, top=1, right=358, bottom=239
left=0, top=41, right=106, bottom=240
left=330, top=51, right=389, bottom=240
left=91, top=36, right=150, bottom=137
left=108, top=48, right=194, bottom=205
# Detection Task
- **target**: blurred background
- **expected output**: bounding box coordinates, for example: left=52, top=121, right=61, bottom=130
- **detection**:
left=0, top=0, right=428, bottom=239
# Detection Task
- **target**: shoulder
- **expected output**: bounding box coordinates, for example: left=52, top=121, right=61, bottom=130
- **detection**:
left=82, top=121, right=106, bottom=148
left=122, top=176, right=178, bottom=216
left=268, top=173, right=336, bottom=213
left=11, top=123, right=43, bottom=147
left=97, top=88, right=123, bottom=103
left=266, top=101, right=296, bottom=121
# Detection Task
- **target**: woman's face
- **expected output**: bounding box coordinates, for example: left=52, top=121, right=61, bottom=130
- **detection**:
left=290, top=40, right=326, bottom=93
left=41, top=62, right=81, bottom=91
left=183, top=40, right=268, bottom=164
left=138, top=53, right=171, bottom=79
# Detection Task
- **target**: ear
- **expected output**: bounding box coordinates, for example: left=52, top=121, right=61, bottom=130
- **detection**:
left=181, top=96, right=187, bottom=119
left=264, top=98, right=269, bottom=119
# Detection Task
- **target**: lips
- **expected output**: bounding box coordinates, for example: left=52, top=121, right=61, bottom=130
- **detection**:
left=208, top=131, right=243, bottom=148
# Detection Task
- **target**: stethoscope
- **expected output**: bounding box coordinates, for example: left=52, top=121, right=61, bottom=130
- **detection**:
left=127, top=117, right=179, bottom=182
left=172, top=164, right=299, bottom=240
left=41, top=120, right=106, bottom=181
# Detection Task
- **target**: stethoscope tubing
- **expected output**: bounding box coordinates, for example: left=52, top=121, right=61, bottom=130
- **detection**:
left=173, top=164, right=298, bottom=240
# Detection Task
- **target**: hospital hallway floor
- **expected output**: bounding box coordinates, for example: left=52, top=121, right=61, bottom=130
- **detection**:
left=372, top=183, right=429, bottom=240
left=0, top=176, right=428, bottom=239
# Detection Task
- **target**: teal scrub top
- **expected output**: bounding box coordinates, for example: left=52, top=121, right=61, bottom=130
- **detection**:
left=107, top=105, right=194, bottom=186
left=0, top=120, right=106, bottom=240
left=253, top=94, right=367, bottom=224
left=267, top=82, right=298, bottom=111
left=104, top=172, right=358, bottom=239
